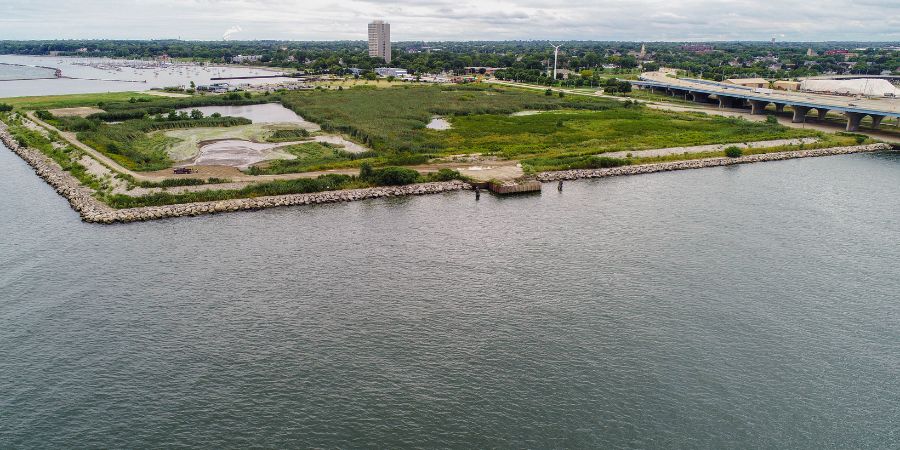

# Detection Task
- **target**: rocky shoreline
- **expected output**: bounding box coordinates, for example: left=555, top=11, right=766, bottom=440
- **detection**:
left=1, top=121, right=894, bottom=224
left=536, top=144, right=894, bottom=182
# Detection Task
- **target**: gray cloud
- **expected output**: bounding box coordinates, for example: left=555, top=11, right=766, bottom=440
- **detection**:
left=0, top=0, right=897, bottom=41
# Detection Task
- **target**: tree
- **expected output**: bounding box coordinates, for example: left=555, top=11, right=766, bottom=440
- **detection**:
left=190, top=81, right=196, bottom=89
left=190, top=109, right=204, bottom=120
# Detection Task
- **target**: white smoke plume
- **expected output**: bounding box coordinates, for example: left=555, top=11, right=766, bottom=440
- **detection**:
left=223, top=26, right=243, bottom=41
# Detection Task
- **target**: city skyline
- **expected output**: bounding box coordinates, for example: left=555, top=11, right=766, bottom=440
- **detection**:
left=0, top=0, right=898, bottom=42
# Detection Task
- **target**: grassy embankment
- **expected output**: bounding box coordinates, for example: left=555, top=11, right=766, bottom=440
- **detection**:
left=103, top=166, right=464, bottom=209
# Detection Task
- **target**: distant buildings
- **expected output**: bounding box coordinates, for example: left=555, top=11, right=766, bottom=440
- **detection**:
left=681, top=44, right=713, bottom=53
left=463, top=67, right=505, bottom=75
left=375, top=67, right=407, bottom=77
left=231, top=55, right=262, bottom=63
left=773, top=80, right=801, bottom=91
left=724, top=78, right=769, bottom=88
left=368, top=20, right=391, bottom=63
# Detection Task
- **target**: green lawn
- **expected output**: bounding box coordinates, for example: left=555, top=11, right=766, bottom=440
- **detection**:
left=0, top=92, right=154, bottom=110
left=246, top=142, right=356, bottom=175
left=439, top=108, right=819, bottom=170
left=279, top=85, right=620, bottom=154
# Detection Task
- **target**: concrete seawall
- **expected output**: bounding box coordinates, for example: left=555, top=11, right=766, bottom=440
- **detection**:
left=1, top=120, right=893, bottom=224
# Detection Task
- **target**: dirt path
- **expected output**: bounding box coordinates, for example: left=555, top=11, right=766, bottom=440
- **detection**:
left=601, top=137, right=820, bottom=159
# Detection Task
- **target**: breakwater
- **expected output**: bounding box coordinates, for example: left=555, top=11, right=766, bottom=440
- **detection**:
left=536, top=144, right=894, bottom=182
left=1, top=120, right=893, bottom=224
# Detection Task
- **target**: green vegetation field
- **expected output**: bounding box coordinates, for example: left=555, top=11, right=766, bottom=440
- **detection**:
left=5, top=84, right=825, bottom=175
left=0, top=92, right=154, bottom=110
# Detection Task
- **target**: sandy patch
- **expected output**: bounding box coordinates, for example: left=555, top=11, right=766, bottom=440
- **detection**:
left=48, top=107, right=104, bottom=117
left=310, top=135, right=370, bottom=153
left=601, top=137, right=821, bottom=159
left=190, top=140, right=298, bottom=169
left=143, top=90, right=191, bottom=98
left=426, top=116, right=452, bottom=130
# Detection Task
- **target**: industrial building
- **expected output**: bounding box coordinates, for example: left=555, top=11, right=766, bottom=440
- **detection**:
left=774, top=80, right=801, bottom=91
left=724, top=78, right=769, bottom=88
left=375, top=67, right=407, bottom=78
left=368, top=20, right=391, bottom=63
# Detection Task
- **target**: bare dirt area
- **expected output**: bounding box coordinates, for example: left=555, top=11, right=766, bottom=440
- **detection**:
left=143, top=90, right=190, bottom=98
left=47, top=107, right=105, bottom=117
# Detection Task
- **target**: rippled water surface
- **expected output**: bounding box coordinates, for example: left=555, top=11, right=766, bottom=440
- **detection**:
left=1, top=143, right=899, bottom=448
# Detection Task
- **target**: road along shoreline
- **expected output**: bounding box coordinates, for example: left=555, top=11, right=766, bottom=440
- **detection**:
left=0, top=123, right=893, bottom=224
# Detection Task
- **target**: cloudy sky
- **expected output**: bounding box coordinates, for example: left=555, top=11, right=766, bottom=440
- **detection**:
left=1, top=0, right=898, bottom=41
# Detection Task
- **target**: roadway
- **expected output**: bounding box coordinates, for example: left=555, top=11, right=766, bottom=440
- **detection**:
left=636, top=71, right=899, bottom=131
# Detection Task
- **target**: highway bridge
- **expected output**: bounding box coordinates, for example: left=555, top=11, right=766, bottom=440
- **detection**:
left=634, top=72, right=899, bottom=131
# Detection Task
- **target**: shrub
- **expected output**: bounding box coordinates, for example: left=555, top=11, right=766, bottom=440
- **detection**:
left=587, top=156, right=629, bottom=168
left=724, top=146, right=743, bottom=158
left=361, top=166, right=421, bottom=185
left=558, top=91, right=565, bottom=98
left=425, top=168, right=464, bottom=182
left=545, top=89, right=553, bottom=96
left=0, top=103, right=12, bottom=112
left=268, top=129, right=310, bottom=141
left=765, top=115, right=778, bottom=124
left=35, top=110, right=54, bottom=121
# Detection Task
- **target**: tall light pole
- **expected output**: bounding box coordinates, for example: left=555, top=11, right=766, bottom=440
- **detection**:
left=551, top=44, right=562, bottom=82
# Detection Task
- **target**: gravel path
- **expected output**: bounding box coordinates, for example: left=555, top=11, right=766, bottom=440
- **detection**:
left=600, top=137, right=820, bottom=159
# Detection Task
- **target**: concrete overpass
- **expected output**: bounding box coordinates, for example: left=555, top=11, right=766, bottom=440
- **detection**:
left=634, top=72, right=900, bottom=131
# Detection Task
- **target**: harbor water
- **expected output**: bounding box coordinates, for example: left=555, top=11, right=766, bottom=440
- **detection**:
left=1, top=142, right=898, bottom=447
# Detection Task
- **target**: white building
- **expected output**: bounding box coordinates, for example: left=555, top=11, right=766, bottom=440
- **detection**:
left=375, top=67, right=407, bottom=78
left=231, top=55, right=262, bottom=63
left=368, top=20, right=391, bottom=63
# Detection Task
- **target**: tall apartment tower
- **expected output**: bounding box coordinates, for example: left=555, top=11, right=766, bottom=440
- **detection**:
left=368, top=20, right=391, bottom=63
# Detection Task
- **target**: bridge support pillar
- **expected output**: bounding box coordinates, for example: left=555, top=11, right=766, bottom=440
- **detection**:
left=792, top=106, right=811, bottom=123
left=775, top=103, right=785, bottom=113
left=690, top=92, right=709, bottom=103
left=749, top=100, right=768, bottom=115
left=718, top=96, right=734, bottom=108
left=845, top=112, right=865, bottom=131
left=816, top=109, right=829, bottom=121
left=871, top=115, right=884, bottom=129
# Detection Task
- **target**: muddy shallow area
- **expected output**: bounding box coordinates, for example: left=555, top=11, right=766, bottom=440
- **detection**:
left=190, top=140, right=295, bottom=169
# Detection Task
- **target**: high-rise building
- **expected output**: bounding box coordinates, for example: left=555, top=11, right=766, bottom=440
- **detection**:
left=368, top=20, right=391, bottom=63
